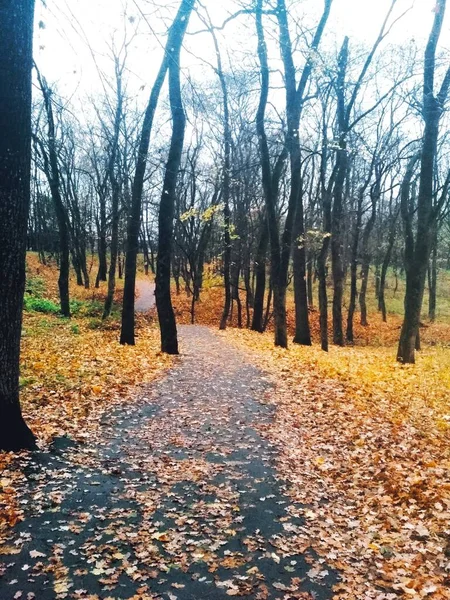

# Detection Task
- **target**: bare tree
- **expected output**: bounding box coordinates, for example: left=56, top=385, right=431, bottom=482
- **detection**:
left=398, top=0, right=450, bottom=363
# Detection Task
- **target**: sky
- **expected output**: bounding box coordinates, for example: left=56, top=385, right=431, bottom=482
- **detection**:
left=33, top=0, right=449, bottom=107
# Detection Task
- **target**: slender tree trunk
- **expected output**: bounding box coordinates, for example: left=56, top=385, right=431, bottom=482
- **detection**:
left=103, top=67, right=123, bottom=320
left=293, top=183, right=311, bottom=345
left=331, top=147, right=346, bottom=346
left=103, top=181, right=120, bottom=319
left=358, top=182, right=378, bottom=326
left=251, top=218, right=268, bottom=332
left=346, top=193, right=363, bottom=342
left=35, top=70, right=71, bottom=317
left=96, top=205, right=107, bottom=287
left=398, top=0, right=448, bottom=361
left=317, top=238, right=331, bottom=352
left=73, top=253, right=84, bottom=286
left=211, top=33, right=232, bottom=331
left=0, top=0, right=37, bottom=451
left=379, top=217, right=398, bottom=322
left=118, top=248, right=123, bottom=279
left=307, top=252, right=314, bottom=307
left=263, top=279, right=273, bottom=331
left=121, top=0, right=194, bottom=345
left=155, top=1, right=194, bottom=354
left=428, top=227, right=438, bottom=321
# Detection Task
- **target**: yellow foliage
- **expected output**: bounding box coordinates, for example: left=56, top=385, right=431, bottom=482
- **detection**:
left=21, top=253, right=170, bottom=445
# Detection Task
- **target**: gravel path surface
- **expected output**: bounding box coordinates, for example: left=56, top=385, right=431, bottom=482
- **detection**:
left=0, top=326, right=337, bottom=599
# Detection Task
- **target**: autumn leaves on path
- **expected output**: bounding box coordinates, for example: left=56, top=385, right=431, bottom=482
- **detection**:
left=0, top=326, right=337, bottom=600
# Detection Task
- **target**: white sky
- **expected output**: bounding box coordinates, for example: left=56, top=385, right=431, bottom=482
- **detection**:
left=34, top=0, right=449, bottom=107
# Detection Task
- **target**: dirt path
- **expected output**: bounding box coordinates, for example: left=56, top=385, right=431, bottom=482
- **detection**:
left=0, top=327, right=337, bottom=599
left=135, top=279, right=156, bottom=312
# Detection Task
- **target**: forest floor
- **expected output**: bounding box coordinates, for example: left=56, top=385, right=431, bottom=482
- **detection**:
left=0, top=324, right=337, bottom=600
left=1, top=258, right=450, bottom=599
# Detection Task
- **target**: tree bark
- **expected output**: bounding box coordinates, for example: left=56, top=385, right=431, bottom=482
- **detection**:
left=155, top=0, right=195, bottom=354
left=0, top=0, right=37, bottom=451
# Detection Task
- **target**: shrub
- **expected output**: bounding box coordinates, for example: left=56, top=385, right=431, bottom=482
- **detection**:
left=24, top=296, right=59, bottom=314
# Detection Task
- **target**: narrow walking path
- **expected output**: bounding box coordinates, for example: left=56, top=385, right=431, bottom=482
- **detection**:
left=135, top=279, right=156, bottom=312
left=0, top=326, right=337, bottom=599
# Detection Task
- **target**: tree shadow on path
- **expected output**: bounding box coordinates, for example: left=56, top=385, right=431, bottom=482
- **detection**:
left=0, top=326, right=338, bottom=599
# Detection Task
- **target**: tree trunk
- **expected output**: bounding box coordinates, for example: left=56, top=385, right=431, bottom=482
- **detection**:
left=103, top=66, right=123, bottom=320
left=307, top=251, right=314, bottom=307
left=346, top=193, right=363, bottom=342
left=317, top=238, right=331, bottom=352
left=155, top=1, right=194, bottom=354
left=359, top=187, right=378, bottom=327
left=0, top=0, right=37, bottom=451
left=121, top=0, right=194, bottom=345
left=428, top=227, right=437, bottom=321
left=293, top=183, right=311, bottom=345
left=103, top=179, right=120, bottom=319
left=378, top=215, right=398, bottom=322
left=251, top=218, right=268, bottom=332
left=398, top=0, right=448, bottom=362
left=35, top=70, right=71, bottom=318
left=96, top=205, right=107, bottom=287
left=331, top=147, right=346, bottom=346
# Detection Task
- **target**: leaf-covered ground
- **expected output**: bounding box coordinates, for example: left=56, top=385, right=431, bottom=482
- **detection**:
left=222, top=329, right=450, bottom=599
left=1, top=326, right=338, bottom=600
left=1, top=257, right=171, bottom=561
left=2, top=258, right=450, bottom=598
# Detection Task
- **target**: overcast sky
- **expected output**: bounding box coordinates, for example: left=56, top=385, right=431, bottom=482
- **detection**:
left=34, top=0, right=449, bottom=105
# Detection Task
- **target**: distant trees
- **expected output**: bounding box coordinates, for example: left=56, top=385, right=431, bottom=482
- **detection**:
left=0, top=0, right=37, bottom=450
left=9, top=0, right=450, bottom=435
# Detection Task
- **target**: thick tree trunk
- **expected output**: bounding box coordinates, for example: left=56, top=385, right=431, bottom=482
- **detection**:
left=0, top=0, right=37, bottom=451
left=397, top=269, right=426, bottom=363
